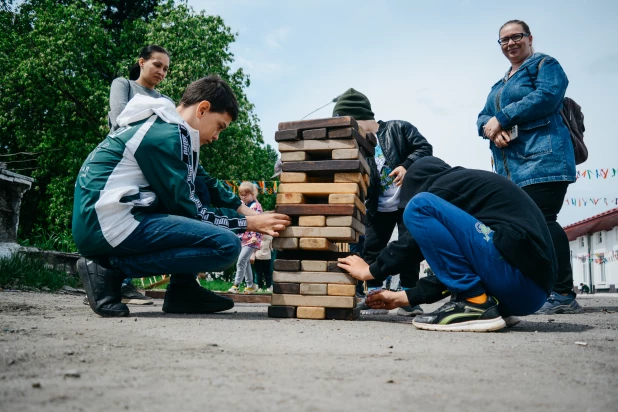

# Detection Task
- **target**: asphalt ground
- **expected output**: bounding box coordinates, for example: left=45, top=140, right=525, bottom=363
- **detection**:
left=1, top=291, right=617, bottom=412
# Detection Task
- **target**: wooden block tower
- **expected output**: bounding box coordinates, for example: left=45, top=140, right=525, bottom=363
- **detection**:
left=268, top=116, right=377, bottom=320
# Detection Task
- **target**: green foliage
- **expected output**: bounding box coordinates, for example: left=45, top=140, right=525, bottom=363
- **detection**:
left=19, top=227, right=77, bottom=253
left=0, top=253, right=81, bottom=291
left=1, top=0, right=276, bottom=241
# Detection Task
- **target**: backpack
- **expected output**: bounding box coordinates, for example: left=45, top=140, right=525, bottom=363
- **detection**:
left=533, top=58, right=588, bottom=165
left=559, top=97, right=588, bottom=165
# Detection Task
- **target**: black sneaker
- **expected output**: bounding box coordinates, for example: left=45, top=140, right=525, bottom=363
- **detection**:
left=77, top=258, right=129, bottom=317
left=162, top=281, right=234, bottom=314
left=412, top=296, right=506, bottom=332
left=121, top=283, right=153, bottom=305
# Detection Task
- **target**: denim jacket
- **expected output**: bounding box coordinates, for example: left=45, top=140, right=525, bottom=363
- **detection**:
left=477, top=53, right=576, bottom=187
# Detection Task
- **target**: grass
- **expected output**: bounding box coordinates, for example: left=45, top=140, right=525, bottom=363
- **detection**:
left=0, top=253, right=81, bottom=291
left=19, top=227, right=77, bottom=253
left=139, top=277, right=271, bottom=293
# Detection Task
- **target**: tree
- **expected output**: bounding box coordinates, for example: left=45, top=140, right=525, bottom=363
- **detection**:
left=0, top=0, right=277, bottom=240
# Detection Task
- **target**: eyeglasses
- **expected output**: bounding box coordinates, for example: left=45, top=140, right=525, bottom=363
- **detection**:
left=497, top=33, right=530, bottom=46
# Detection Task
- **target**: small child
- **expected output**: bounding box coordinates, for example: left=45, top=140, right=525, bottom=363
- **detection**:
left=229, top=182, right=263, bottom=294
left=254, top=234, right=273, bottom=292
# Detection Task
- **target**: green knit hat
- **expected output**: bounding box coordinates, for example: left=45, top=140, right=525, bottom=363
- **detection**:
left=332, top=88, right=375, bottom=120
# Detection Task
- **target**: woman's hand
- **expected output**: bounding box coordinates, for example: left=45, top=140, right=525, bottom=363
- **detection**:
left=483, top=116, right=503, bottom=140
left=388, top=166, right=407, bottom=187
left=337, top=255, right=374, bottom=281
left=365, top=290, right=409, bottom=310
left=246, top=213, right=290, bottom=236
left=493, top=130, right=511, bottom=148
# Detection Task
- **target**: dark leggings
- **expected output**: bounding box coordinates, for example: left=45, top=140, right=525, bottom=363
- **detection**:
left=522, top=181, right=573, bottom=295
left=254, top=259, right=272, bottom=289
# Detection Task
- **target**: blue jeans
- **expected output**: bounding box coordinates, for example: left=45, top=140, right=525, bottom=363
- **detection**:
left=403, top=193, right=546, bottom=316
left=108, top=214, right=241, bottom=284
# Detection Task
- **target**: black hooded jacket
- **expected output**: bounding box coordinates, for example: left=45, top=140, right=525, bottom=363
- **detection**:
left=370, top=156, right=557, bottom=298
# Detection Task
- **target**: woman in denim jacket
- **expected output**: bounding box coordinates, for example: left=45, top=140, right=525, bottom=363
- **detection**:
left=477, top=20, right=581, bottom=315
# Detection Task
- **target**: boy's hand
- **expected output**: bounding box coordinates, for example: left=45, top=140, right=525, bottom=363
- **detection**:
left=246, top=213, right=290, bottom=236
left=388, top=166, right=407, bottom=186
left=365, top=290, right=409, bottom=310
left=337, top=255, right=374, bottom=281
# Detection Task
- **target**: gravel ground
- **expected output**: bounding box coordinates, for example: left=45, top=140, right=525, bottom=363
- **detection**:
left=1, top=291, right=617, bottom=412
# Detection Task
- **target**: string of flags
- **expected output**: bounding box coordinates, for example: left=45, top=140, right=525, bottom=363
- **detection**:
left=224, top=180, right=278, bottom=195
left=576, top=251, right=618, bottom=263
left=576, top=169, right=617, bottom=180
left=564, top=198, right=618, bottom=207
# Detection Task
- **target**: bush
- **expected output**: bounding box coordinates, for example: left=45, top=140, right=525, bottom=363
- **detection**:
left=0, top=253, right=81, bottom=291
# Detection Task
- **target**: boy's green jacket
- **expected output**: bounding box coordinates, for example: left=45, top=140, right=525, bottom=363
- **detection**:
left=72, top=95, right=246, bottom=256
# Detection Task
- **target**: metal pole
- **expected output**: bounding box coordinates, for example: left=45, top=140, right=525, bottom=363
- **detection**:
left=587, top=233, right=594, bottom=294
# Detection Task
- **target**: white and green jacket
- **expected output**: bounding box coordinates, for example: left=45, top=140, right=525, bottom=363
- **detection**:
left=72, top=95, right=247, bottom=256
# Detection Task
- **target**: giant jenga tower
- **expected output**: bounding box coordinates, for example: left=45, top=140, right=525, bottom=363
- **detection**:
left=268, top=116, right=377, bottom=320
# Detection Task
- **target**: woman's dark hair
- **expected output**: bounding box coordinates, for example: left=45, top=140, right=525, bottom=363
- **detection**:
left=499, top=19, right=531, bottom=36
left=179, top=75, right=239, bottom=121
left=129, top=45, right=169, bottom=81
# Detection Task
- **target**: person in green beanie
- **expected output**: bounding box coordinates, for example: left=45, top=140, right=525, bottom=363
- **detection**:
left=333, top=88, right=433, bottom=317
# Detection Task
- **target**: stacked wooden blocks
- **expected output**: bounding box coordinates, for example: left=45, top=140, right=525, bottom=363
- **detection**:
left=268, top=116, right=377, bottom=320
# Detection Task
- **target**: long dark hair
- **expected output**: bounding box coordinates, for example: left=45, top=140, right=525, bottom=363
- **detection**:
left=129, top=45, right=169, bottom=81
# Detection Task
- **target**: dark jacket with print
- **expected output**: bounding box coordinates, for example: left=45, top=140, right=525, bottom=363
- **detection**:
left=365, top=120, right=432, bottom=223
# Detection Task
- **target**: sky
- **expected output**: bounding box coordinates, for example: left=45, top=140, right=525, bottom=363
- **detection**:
left=189, top=0, right=618, bottom=226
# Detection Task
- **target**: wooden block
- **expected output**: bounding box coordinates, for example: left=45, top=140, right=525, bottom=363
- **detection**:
left=278, top=116, right=358, bottom=131
left=275, top=204, right=357, bottom=217
left=273, top=271, right=356, bottom=285
left=268, top=305, right=297, bottom=318
left=280, top=227, right=356, bottom=242
left=351, top=128, right=375, bottom=156
left=300, top=260, right=327, bottom=272
left=302, top=128, right=327, bottom=139
left=273, top=259, right=300, bottom=271
left=329, top=194, right=366, bottom=214
left=271, top=294, right=355, bottom=308
left=366, top=132, right=378, bottom=147
left=297, top=306, right=326, bottom=319
left=282, top=160, right=363, bottom=174
left=299, top=238, right=338, bottom=251
left=281, top=151, right=308, bottom=162
left=363, top=173, right=370, bottom=187
left=334, top=172, right=367, bottom=197
left=328, top=284, right=356, bottom=296
left=278, top=250, right=359, bottom=261
left=328, top=127, right=353, bottom=138
left=325, top=307, right=361, bottom=320
left=327, top=261, right=346, bottom=273
left=325, top=216, right=365, bottom=235
left=276, top=193, right=306, bottom=204
left=272, top=282, right=300, bottom=294
left=357, top=153, right=371, bottom=177
left=280, top=172, right=308, bottom=183
left=278, top=139, right=357, bottom=152
left=332, top=149, right=360, bottom=160
left=279, top=183, right=359, bottom=197
left=273, top=237, right=299, bottom=250
left=357, top=124, right=367, bottom=138
left=298, top=216, right=326, bottom=227
left=274, top=129, right=300, bottom=142
left=300, top=283, right=328, bottom=295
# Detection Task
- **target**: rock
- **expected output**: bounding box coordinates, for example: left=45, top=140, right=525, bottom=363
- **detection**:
left=63, top=370, right=81, bottom=378
left=32, top=382, right=41, bottom=388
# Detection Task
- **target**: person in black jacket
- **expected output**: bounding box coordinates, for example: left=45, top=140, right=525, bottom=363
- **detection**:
left=338, top=156, right=556, bottom=332
left=332, top=88, right=433, bottom=316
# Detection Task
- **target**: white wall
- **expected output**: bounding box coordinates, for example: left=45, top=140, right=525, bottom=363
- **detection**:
left=569, top=225, right=618, bottom=291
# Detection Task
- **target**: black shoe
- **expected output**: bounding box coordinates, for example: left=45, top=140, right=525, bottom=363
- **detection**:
left=121, top=283, right=153, bottom=305
left=162, top=281, right=234, bottom=314
left=412, top=296, right=506, bottom=332
left=77, top=258, right=129, bottom=317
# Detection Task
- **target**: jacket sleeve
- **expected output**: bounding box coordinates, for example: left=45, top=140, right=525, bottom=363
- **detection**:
left=477, top=96, right=495, bottom=139
left=495, top=56, right=568, bottom=129
left=134, top=122, right=247, bottom=233
left=399, top=122, right=433, bottom=169
left=108, top=78, right=130, bottom=131
left=195, top=165, right=243, bottom=211
left=368, top=230, right=424, bottom=282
